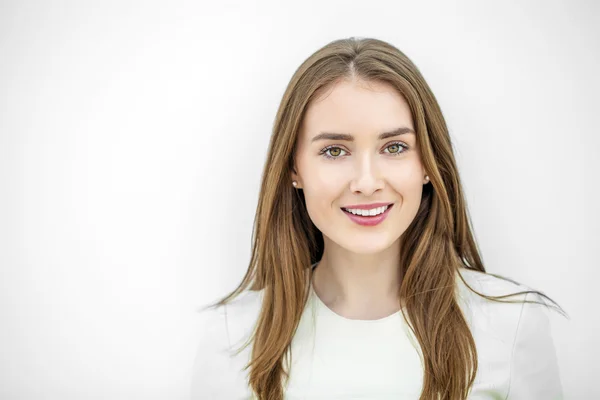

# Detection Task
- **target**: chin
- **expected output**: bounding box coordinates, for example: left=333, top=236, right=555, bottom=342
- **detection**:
left=340, top=238, right=397, bottom=255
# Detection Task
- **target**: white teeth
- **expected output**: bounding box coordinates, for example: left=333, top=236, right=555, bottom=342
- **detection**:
left=344, top=205, right=389, bottom=216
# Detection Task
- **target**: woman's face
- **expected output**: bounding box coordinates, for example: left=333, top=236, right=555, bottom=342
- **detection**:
left=292, top=78, right=427, bottom=254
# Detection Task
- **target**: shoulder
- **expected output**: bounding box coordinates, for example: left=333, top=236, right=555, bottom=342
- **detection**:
left=454, top=268, right=563, bottom=398
left=455, top=266, right=526, bottom=296
left=455, top=267, right=529, bottom=309
left=195, top=289, right=264, bottom=343
left=190, top=304, right=230, bottom=398
left=223, top=289, right=265, bottom=347
left=453, top=266, right=541, bottom=330
left=454, top=266, right=557, bottom=316
left=190, top=289, right=264, bottom=399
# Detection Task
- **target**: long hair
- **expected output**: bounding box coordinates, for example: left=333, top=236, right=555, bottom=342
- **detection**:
left=202, top=37, right=567, bottom=400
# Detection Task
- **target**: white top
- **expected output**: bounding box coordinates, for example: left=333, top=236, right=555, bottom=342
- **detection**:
left=190, top=265, right=563, bottom=399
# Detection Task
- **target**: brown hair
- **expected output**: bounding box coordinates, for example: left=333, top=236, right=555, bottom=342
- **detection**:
left=203, top=37, right=567, bottom=400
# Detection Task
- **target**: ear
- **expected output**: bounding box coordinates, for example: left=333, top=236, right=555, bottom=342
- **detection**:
left=291, top=173, right=301, bottom=187
left=290, top=167, right=302, bottom=189
left=423, top=170, right=430, bottom=185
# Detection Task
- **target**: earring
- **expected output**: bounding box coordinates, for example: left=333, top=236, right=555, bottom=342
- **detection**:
left=425, top=175, right=430, bottom=183
left=292, top=181, right=298, bottom=187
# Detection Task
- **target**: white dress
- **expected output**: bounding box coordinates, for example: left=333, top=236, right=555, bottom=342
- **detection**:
left=190, top=264, right=563, bottom=399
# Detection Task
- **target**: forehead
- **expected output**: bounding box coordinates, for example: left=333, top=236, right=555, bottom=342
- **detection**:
left=301, top=79, right=414, bottom=139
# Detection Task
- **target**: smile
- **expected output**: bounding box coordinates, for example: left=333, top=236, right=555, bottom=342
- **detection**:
left=341, top=204, right=394, bottom=226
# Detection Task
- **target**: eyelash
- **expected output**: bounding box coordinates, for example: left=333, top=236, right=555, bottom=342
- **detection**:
left=319, top=141, right=409, bottom=160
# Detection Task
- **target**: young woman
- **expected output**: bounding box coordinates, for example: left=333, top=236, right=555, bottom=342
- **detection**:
left=191, top=37, right=566, bottom=400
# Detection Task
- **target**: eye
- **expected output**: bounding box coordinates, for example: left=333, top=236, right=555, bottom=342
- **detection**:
left=383, top=141, right=409, bottom=155
left=320, top=146, right=348, bottom=159
left=319, top=141, right=409, bottom=160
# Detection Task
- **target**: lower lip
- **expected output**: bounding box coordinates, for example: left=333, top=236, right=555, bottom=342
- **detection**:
left=342, top=204, right=393, bottom=226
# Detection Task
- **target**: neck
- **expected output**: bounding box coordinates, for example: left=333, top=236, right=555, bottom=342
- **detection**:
left=311, top=238, right=403, bottom=319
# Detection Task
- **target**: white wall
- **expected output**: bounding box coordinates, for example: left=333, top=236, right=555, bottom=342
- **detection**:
left=1, top=0, right=597, bottom=398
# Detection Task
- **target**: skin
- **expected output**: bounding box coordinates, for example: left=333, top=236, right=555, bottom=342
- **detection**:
left=291, top=77, right=429, bottom=320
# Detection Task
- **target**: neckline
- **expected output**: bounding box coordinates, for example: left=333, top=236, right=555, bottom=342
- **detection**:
left=309, top=261, right=403, bottom=324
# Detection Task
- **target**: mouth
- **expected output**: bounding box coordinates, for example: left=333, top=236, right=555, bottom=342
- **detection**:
left=340, top=203, right=393, bottom=216
left=340, top=203, right=394, bottom=226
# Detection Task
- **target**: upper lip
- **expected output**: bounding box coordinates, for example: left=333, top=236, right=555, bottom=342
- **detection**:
left=341, top=202, right=393, bottom=210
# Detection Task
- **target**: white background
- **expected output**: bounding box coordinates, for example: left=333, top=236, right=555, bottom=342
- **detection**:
left=1, top=0, right=598, bottom=398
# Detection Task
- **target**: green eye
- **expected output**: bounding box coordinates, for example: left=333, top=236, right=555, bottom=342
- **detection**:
left=320, top=146, right=347, bottom=160
left=319, top=142, right=408, bottom=160
left=329, top=147, right=342, bottom=157
left=383, top=142, right=408, bottom=155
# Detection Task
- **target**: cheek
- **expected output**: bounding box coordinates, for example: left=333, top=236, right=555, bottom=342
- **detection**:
left=388, top=165, right=425, bottom=195
left=305, top=167, right=346, bottom=199
left=304, top=183, right=340, bottom=214
left=302, top=179, right=345, bottom=223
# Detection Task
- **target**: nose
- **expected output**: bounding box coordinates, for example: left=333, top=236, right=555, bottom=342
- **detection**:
left=349, top=153, right=384, bottom=196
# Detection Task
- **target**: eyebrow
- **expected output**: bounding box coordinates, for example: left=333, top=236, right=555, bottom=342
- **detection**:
left=310, top=127, right=415, bottom=143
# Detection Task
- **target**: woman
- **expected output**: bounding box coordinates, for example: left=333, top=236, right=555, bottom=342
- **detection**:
left=191, top=37, right=566, bottom=399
